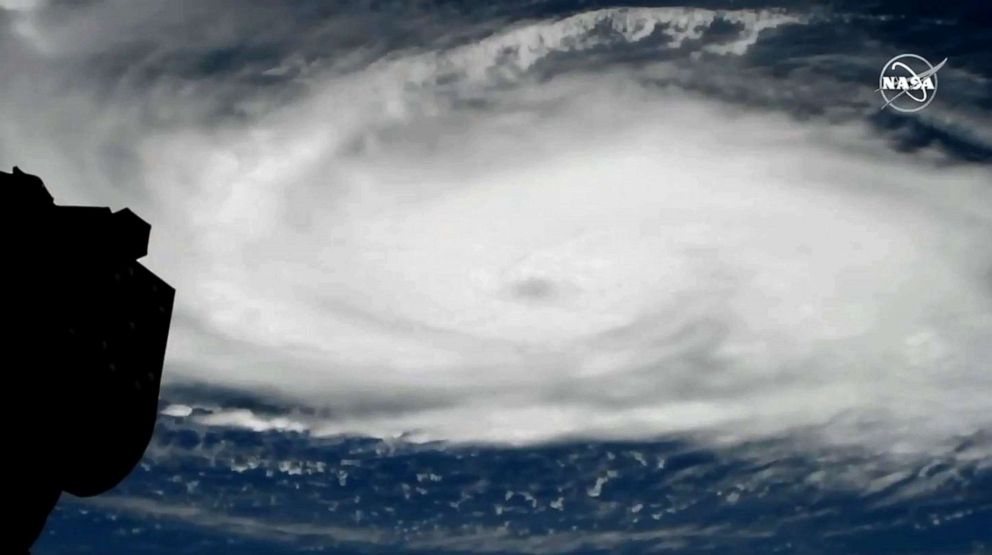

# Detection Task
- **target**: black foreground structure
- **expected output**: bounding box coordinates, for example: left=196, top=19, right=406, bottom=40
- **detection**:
left=2, top=167, right=175, bottom=553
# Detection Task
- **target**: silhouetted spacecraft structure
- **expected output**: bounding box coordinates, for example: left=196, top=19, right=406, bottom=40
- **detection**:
left=2, top=167, right=175, bottom=553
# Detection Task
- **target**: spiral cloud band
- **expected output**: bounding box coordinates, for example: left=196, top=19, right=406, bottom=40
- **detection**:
left=3, top=4, right=991, bottom=453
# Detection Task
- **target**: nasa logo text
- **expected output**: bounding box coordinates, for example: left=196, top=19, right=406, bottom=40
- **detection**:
left=878, top=54, right=947, bottom=113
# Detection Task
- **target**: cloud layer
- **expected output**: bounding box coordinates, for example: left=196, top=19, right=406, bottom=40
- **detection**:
left=3, top=3, right=991, bottom=452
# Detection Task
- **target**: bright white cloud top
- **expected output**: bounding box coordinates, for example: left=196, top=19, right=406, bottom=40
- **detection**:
left=4, top=6, right=992, bottom=451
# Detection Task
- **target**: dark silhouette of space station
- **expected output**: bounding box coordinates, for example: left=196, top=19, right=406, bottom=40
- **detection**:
left=2, top=167, right=175, bottom=553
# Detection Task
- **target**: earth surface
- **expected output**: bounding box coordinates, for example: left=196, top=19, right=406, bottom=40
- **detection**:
left=4, top=1, right=990, bottom=553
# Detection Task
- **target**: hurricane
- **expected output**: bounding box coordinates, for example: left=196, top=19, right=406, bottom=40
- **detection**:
left=4, top=1, right=992, bottom=553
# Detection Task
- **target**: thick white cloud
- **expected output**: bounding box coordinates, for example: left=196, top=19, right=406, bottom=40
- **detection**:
left=3, top=6, right=991, bottom=452
left=0, top=0, right=39, bottom=11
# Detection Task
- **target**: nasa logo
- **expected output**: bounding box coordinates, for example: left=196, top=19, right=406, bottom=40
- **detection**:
left=878, top=54, right=947, bottom=113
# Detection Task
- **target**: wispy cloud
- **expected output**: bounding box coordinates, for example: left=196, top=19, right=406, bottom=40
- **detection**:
left=81, top=494, right=734, bottom=553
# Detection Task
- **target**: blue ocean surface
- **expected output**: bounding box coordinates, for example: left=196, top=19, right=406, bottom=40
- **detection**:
left=37, top=402, right=992, bottom=554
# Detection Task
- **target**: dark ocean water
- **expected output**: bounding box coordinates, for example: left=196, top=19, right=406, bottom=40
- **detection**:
left=14, top=0, right=992, bottom=553
left=37, top=404, right=992, bottom=554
